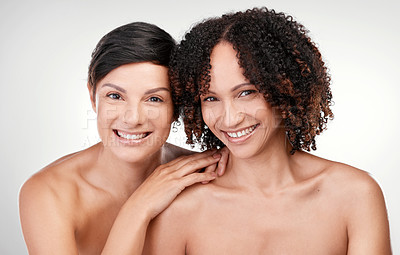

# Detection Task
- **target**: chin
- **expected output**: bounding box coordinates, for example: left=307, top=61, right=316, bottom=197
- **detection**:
left=113, top=146, right=160, bottom=163
left=102, top=139, right=161, bottom=164
left=225, top=146, right=258, bottom=160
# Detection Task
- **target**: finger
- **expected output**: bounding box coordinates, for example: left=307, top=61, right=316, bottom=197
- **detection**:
left=202, top=163, right=217, bottom=183
left=176, top=154, right=221, bottom=177
left=203, top=162, right=217, bottom=173
left=167, top=149, right=217, bottom=171
left=181, top=172, right=217, bottom=187
left=203, top=153, right=220, bottom=173
left=157, top=149, right=215, bottom=174
left=193, top=153, right=221, bottom=173
left=216, top=147, right=229, bottom=176
left=162, top=153, right=190, bottom=167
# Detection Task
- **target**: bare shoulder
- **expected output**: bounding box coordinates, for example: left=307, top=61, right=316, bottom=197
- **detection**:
left=304, top=153, right=386, bottom=214
left=150, top=182, right=214, bottom=234
left=317, top=156, right=383, bottom=198
left=18, top=148, right=96, bottom=254
left=144, top=183, right=211, bottom=254
left=161, top=142, right=196, bottom=163
left=21, top=150, right=83, bottom=194
left=165, top=183, right=209, bottom=218
left=20, top=152, right=83, bottom=217
left=19, top=144, right=100, bottom=220
left=309, top=156, right=391, bottom=253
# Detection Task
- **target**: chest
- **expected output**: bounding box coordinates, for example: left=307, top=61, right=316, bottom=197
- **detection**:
left=186, top=194, right=348, bottom=255
left=74, top=194, right=125, bottom=255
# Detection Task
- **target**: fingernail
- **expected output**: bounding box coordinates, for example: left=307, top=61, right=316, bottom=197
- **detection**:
left=212, top=153, right=221, bottom=159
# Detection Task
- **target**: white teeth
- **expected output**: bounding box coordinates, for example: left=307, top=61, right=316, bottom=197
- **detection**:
left=227, top=124, right=258, bottom=138
left=117, top=131, right=147, bottom=140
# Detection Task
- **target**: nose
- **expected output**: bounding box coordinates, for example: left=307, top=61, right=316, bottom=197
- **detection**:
left=122, top=102, right=146, bottom=126
left=220, top=101, right=245, bottom=129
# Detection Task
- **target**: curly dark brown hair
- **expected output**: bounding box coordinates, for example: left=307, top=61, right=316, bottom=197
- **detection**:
left=170, top=7, right=333, bottom=153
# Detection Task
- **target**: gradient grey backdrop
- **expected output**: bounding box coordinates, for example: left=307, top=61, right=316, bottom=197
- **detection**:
left=1, top=0, right=399, bottom=253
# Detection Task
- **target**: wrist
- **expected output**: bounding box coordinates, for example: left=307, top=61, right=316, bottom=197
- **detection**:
left=120, top=194, right=152, bottom=225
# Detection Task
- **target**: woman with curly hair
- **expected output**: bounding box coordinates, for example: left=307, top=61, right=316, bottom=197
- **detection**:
left=143, top=8, right=391, bottom=254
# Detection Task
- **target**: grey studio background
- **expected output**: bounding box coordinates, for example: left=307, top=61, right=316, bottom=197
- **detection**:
left=1, top=0, right=399, bottom=253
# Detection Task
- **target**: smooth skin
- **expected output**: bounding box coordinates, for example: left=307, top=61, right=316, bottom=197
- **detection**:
left=19, top=62, right=228, bottom=255
left=143, top=42, right=391, bottom=254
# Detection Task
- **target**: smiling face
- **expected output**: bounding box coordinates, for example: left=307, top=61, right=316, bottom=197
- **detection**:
left=89, top=62, right=173, bottom=163
left=201, top=42, right=283, bottom=159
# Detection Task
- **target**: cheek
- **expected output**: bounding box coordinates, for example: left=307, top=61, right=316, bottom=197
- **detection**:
left=149, top=104, right=174, bottom=129
left=201, top=106, right=218, bottom=127
left=96, top=103, right=119, bottom=129
left=253, top=108, right=269, bottom=120
left=252, top=106, right=281, bottom=128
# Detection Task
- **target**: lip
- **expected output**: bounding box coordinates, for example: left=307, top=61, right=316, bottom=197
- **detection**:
left=113, top=129, right=152, bottom=145
left=222, top=124, right=259, bottom=144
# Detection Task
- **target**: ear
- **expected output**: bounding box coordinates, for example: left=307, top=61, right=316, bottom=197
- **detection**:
left=87, top=82, right=96, bottom=113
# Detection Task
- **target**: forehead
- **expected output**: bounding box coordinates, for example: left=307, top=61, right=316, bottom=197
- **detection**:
left=99, top=62, right=169, bottom=90
left=209, top=42, right=248, bottom=90
left=210, top=42, right=240, bottom=71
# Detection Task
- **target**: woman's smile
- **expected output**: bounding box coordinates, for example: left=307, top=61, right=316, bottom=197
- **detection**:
left=93, top=62, right=173, bottom=162
left=201, top=42, right=279, bottom=159
left=222, top=123, right=259, bottom=144
left=113, top=129, right=152, bottom=145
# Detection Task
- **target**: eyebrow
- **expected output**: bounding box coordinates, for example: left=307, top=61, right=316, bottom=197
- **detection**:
left=207, top=82, right=253, bottom=94
left=101, top=84, right=170, bottom=95
left=144, top=87, right=170, bottom=95
left=230, top=83, right=253, bottom=92
left=101, top=83, right=127, bottom=93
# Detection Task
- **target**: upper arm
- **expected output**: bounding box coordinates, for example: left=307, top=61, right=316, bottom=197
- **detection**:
left=142, top=202, right=188, bottom=255
left=19, top=176, right=78, bottom=255
left=346, top=173, right=391, bottom=254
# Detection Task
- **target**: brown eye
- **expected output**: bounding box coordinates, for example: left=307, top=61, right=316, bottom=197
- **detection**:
left=107, top=93, right=122, bottom=100
left=203, top=96, right=218, bottom=102
left=148, top=96, right=163, bottom=102
left=239, top=90, right=257, bottom=97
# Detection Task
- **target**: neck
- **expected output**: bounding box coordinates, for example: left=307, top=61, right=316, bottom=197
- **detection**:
left=223, top=131, right=298, bottom=192
left=88, top=143, right=162, bottom=198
